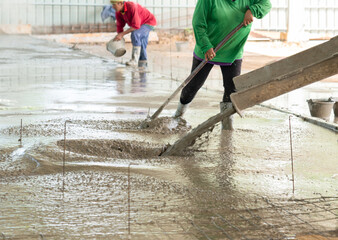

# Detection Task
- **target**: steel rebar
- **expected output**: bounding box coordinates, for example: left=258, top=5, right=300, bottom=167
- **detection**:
left=211, top=217, right=233, bottom=240
left=19, top=119, right=22, bottom=146
left=190, top=220, right=212, bottom=240
left=262, top=197, right=326, bottom=235
left=155, top=221, right=173, bottom=240
left=289, top=115, right=295, bottom=195
left=306, top=202, right=338, bottom=217
left=245, top=207, right=274, bottom=229
left=215, top=214, right=249, bottom=240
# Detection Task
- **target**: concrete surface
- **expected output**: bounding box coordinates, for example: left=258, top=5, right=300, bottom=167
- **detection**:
left=0, top=34, right=337, bottom=239
left=46, top=32, right=338, bottom=131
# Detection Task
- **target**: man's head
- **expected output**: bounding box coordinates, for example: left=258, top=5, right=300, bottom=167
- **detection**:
left=110, top=0, right=124, bottom=12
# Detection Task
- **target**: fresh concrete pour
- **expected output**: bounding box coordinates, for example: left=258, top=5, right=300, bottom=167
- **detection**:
left=0, top=35, right=337, bottom=239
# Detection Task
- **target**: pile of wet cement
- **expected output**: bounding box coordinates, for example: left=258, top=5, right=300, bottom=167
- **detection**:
left=0, top=117, right=193, bottom=163
left=142, top=117, right=191, bottom=134
left=1, top=123, right=64, bottom=137
left=74, top=117, right=191, bottom=134
left=0, top=147, right=39, bottom=177
left=0, top=117, right=191, bottom=137
left=57, top=139, right=164, bottom=159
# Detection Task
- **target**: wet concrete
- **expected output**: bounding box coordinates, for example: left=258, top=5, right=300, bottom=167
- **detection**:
left=74, top=37, right=338, bottom=125
left=0, top=35, right=337, bottom=239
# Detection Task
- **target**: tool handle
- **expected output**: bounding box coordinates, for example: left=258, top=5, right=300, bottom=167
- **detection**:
left=149, top=23, right=244, bottom=121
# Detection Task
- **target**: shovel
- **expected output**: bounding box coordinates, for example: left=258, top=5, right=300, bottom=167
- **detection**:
left=139, top=23, right=244, bottom=129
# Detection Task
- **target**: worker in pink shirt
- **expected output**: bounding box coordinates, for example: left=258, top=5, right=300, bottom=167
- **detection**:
left=111, top=0, right=156, bottom=68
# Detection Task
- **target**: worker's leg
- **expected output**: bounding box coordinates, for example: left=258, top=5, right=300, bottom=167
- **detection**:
left=127, top=25, right=151, bottom=67
left=139, top=26, right=151, bottom=60
left=138, top=28, right=150, bottom=68
left=174, top=57, right=214, bottom=118
left=220, top=59, right=242, bottom=102
left=219, top=59, right=242, bottom=130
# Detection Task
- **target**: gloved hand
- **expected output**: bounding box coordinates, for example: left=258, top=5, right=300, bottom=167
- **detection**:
left=101, top=5, right=116, bottom=22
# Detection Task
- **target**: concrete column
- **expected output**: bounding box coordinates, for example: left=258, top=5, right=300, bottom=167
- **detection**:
left=286, top=0, right=309, bottom=42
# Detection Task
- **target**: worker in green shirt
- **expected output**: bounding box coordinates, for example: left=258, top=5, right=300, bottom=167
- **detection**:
left=174, top=0, right=272, bottom=130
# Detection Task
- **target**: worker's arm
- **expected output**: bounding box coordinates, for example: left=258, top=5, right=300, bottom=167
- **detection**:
left=249, top=0, right=272, bottom=19
left=114, top=27, right=136, bottom=41
left=192, top=0, right=213, bottom=58
left=115, top=12, right=126, bottom=34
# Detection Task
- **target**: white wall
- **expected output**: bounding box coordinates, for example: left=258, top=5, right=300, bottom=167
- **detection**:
left=1, top=0, right=338, bottom=37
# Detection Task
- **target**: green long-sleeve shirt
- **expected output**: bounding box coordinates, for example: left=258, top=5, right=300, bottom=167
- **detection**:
left=193, top=0, right=272, bottom=64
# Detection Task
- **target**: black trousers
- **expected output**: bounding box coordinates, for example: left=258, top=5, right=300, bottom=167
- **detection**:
left=180, top=57, right=242, bottom=104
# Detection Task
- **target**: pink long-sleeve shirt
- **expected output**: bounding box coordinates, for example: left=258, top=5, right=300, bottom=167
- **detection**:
left=116, top=2, right=156, bottom=33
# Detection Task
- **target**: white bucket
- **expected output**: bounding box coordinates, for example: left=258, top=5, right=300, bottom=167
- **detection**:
left=307, top=98, right=334, bottom=121
left=106, top=38, right=126, bottom=57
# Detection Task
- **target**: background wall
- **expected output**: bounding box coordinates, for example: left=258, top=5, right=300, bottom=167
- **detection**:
left=1, top=0, right=338, bottom=38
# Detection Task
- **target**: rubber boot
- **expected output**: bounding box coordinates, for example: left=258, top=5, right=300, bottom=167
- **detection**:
left=126, top=46, right=141, bottom=67
left=220, top=102, right=234, bottom=130
left=138, top=60, right=148, bottom=69
left=173, top=102, right=189, bottom=118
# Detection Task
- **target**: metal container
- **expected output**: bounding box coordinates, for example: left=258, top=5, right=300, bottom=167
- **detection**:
left=333, top=102, right=338, bottom=116
left=307, top=98, right=334, bottom=121
left=106, top=38, right=126, bottom=57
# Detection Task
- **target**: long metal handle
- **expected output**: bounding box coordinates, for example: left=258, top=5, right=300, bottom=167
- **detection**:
left=148, top=23, right=244, bottom=121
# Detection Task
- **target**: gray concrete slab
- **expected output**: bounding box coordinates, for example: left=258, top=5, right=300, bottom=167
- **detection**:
left=0, top=35, right=337, bottom=239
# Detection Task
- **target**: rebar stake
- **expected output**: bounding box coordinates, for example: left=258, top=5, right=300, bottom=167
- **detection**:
left=19, top=119, right=22, bottom=146
left=289, top=116, right=295, bottom=195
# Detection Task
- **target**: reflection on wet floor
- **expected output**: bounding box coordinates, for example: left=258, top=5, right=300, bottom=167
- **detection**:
left=0, top=35, right=160, bottom=117
left=0, top=35, right=337, bottom=239
left=0, top=65, right=153, bottom=114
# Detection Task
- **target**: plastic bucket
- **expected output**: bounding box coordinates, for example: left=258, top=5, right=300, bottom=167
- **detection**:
left=307, top=99, right=334, bottom=121
left=106, top=38, right=126, bottom=57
